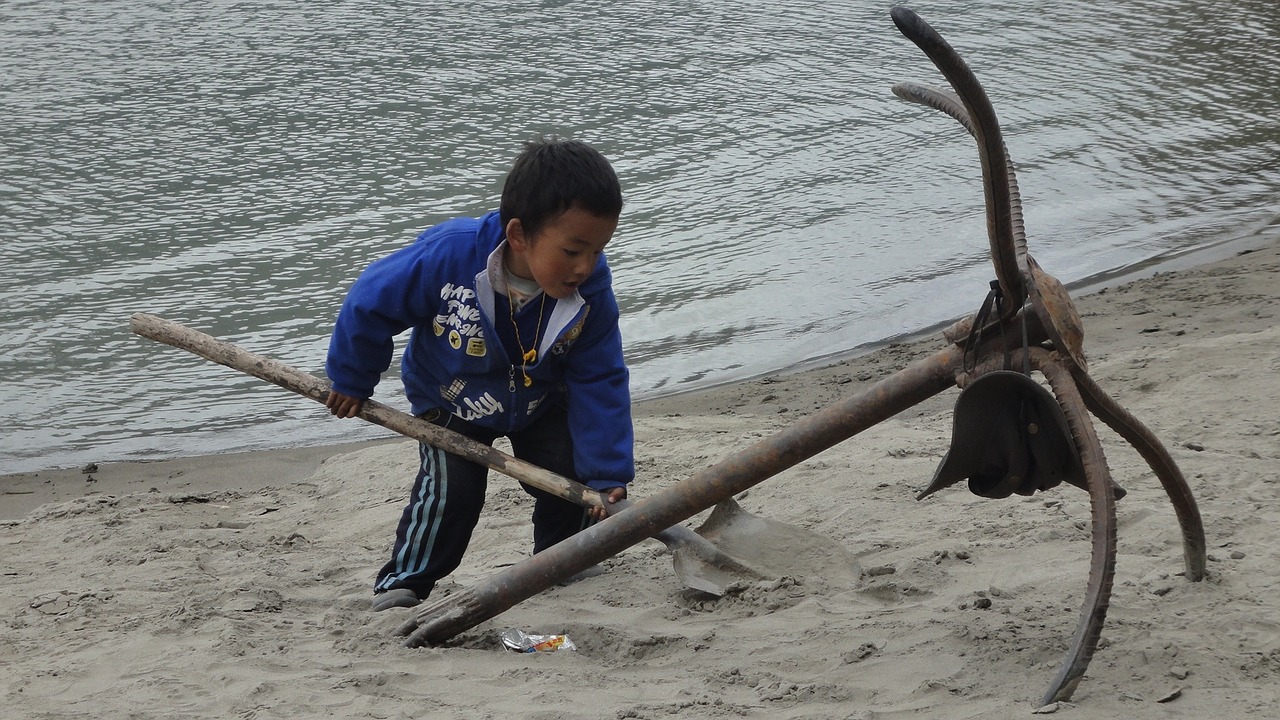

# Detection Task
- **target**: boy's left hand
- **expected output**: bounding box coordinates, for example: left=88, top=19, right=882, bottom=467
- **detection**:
left=589, top=486, right=628, bottom=522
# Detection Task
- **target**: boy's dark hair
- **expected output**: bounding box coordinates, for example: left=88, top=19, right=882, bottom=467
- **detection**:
left=500, top=137, right=623, bottom=238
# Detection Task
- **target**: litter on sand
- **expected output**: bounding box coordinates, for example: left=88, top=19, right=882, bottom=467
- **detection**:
left=500, top=628, right=577, bottom=653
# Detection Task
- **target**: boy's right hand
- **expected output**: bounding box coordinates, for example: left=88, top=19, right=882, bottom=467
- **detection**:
left=325, top=389, right=364, bottom=418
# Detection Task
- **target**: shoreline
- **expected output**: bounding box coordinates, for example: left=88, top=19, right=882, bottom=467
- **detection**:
left=5, top=226, right=1277, bottom=522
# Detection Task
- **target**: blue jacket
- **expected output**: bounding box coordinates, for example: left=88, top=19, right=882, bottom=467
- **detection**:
left=326, top=211, right=634, bottom=490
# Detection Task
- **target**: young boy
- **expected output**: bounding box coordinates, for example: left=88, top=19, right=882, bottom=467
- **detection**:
left=324, top=137, right=634, bottom=611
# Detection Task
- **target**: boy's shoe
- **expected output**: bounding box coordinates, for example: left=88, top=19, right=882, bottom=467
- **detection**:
left=371, top=588, right=420, bottom=611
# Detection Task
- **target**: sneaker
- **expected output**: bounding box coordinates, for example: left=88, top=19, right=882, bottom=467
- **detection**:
left=371, top=588, right=420, bottom=611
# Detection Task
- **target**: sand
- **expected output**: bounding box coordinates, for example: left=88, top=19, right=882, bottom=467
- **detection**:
left=3, top=235, right=1279, bottom=719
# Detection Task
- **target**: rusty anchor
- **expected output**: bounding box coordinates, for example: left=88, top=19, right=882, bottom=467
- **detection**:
left=392, top=6, right=1207, bottom=705
left=888, top=5, right=1207, bottom=703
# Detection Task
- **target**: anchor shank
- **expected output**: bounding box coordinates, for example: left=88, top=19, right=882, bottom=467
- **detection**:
left=402, top=340, right=974, bottom=645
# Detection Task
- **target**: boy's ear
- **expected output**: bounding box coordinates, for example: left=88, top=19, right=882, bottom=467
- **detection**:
left=505, top=218, right=528, bottom=251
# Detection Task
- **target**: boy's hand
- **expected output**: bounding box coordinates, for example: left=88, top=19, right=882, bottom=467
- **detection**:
left=589, top=486, right=628, bottom=522
left=325, top=390, right=364, bottom=418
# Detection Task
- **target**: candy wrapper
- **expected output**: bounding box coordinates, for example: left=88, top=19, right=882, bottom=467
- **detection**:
left=500, top=628, right=577, bottom=653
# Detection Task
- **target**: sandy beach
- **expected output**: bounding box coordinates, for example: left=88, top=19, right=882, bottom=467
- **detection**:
left=4, top=233, right=1279, bottom=719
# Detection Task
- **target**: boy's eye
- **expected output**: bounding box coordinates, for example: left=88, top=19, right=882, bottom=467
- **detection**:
left=563, top=249, right=580, bottom=257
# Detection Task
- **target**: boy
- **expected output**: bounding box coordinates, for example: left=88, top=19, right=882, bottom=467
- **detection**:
left=324, top=137, right=634, bottom=611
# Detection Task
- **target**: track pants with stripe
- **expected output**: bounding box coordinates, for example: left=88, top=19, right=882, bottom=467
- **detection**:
left=373, top=401, right=589, bottom=599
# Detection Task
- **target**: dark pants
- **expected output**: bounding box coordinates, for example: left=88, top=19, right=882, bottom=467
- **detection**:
left=373, top=401, right=588, bottom=598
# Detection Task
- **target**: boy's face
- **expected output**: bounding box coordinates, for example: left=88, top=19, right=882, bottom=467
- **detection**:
left=506, top=206, right=617, bottom=299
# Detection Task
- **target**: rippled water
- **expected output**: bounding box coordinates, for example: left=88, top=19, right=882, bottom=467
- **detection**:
left=2, top=0, right=1278, bottom=473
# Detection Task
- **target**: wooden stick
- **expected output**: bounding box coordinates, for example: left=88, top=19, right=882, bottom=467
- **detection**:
left=128, top=312, right=603, bottom=510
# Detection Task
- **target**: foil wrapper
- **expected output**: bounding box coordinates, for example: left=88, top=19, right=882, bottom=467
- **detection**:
left=500, top=628, right=577, bottom=653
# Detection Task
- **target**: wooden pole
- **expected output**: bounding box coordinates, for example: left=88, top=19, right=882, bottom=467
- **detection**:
left=128, top=312, right=603, bottom=510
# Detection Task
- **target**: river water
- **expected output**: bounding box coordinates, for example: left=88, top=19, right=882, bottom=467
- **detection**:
left=2, top=0, right=1278, bottom=473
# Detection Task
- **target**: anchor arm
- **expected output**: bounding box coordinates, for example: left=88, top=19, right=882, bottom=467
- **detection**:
left=1033, top=351, right=1118, bottom=705
left=1071, top=367, right=1208, bottom=581
left=891, top=6, right=1027, bottom=311
left=891, top=80, right=1029, bottom=287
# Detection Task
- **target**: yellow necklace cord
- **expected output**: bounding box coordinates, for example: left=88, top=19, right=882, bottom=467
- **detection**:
left=509, top=292, right=547, bottom=388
